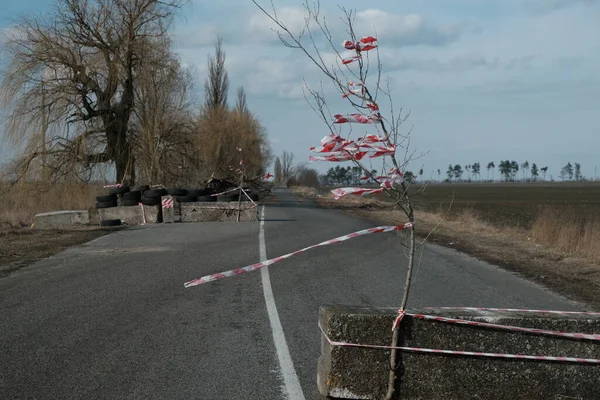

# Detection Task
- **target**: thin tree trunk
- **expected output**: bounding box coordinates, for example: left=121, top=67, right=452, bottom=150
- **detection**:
left=385, top=222, right=415, bottom=400
left=237, top=175, right=244, bottom=222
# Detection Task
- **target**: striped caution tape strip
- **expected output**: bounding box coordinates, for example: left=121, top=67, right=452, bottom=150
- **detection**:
left=184, top=222, right=414, bottom=288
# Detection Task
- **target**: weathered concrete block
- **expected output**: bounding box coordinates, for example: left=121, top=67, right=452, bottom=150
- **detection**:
left=97, top=204, right=160, bottom=225
left=33, top=210, right=90, bottom=229
left=160, top=198, right=259, bottom=223
left=180, top=202, right=258, bottom=222
left=161, top=195, right=180, bottom=223
left=318, top=306, right=600, bottom=400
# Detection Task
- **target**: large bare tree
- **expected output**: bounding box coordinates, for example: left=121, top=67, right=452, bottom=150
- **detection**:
left=281, top=150, right=295, bottom=182
left=131, top=35, right=198, bottom=185
left=203, top=36, right=228, bottom=112
left=197, top=39, right=271, bottom=179
left=0, top=0, right=186, bottom=184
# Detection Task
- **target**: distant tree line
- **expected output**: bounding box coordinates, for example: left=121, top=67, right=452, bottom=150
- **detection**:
left=272, top=155, right=590, bottom=189
left=439, top=161, right=585, bottom=182
left=319, top=166, right=418, bottom=186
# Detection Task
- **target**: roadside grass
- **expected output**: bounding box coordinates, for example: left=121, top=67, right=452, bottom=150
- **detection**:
left=0, top=181, right=122, bottom=275
left=0, top=181, right=102, bottom=230
left=531, top=206, right=600, bottom=262
left=290, top=183, right=600, bottom=308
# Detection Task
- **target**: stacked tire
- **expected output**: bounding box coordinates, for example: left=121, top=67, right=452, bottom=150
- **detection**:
left=164, top=188, right=197, bottom=203
left=140, top=187, right=167, bottom=206
left=96, top=194, right=118, bottom=209
left=96, top=186, right=130, bottom=227
left=122, top=190, right=142, bottom=206
left=188, top=188, right=217, bottom=202
left=241, top=188, right=259, bottom=202
left=96, top=184, right=258, bottom=209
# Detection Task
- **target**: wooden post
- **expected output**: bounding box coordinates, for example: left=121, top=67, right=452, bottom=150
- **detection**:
left=236, top=184, right=243, bottom=222
left=41, top=80, right=48, bottom=182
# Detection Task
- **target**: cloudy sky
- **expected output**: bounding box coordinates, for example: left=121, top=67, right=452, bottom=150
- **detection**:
left=1, top=0, right=599, bottom=180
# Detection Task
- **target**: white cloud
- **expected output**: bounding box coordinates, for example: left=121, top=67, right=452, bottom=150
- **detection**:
left=177, top=5, right=470, bottom=50
left=353, top=9, right=466, bottom=47
left=247, top=6, right=308, bottom=41
left=172, top=25, right=219, bottom=48
left=167, top=0, right=600, bottom=177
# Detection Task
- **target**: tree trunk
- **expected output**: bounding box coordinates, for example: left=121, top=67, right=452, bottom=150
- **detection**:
left=105, top=113, right=134, bottom=185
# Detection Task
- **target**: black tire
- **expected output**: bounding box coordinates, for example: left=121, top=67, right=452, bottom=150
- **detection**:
left=141, top=196, right=161, bottom=206
left=143, top=188, right=168, bottom=198
left=100, top=219, right=122, bottom=227
left=240, top=190, right=253, bottom=201
left=96, top=200, right=118, bottom=209
left=167, top=188, right=187, bottom=196
left=176, top=195, right=197, bottom=203
left=187, top=188, right=209, bottom=197
left=197, top=195, right=217, bottom=202
left=108, top=186, right=130, bottom=195
left=217, top=194, right=237, bottom=202
left=96, top=194, right=117, bottom=202
left=122, top=191, right=142, bottom=200
left=132, top=185, right=150, bottom=192
left=122, top=199, right=140, bottom=206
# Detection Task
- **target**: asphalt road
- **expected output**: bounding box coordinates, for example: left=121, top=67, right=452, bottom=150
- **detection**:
left=0, top=188, right=583, bottom=399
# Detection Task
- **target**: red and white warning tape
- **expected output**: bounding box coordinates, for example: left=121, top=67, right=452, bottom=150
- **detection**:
left=103, top=184, right=123, bottom=188
left=425, top=307, right=600, bottom=316
left=162, top=198, right=174, bottom=209
left=331, top=187, right=384, bottom=199
left=408, top=313, right=600, bottom=342
left=184, top=222, right=414, bottom=288
left=318, top=323, right=600, bottom=364
left=210, top=187, right=251, bottom=197
left=240, top=186, right=258, bottom=207
left=138, top=202, right=147, bottom=225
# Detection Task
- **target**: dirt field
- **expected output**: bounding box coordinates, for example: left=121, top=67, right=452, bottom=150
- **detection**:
left=0, top=227, right=119, bottom=277
left=364, top=181, right=600, bottom=229
left=293, top=182, right=600, bottom=309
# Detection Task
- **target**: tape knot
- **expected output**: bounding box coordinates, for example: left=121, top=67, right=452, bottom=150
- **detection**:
left=392, top=309, right=405, bottom=331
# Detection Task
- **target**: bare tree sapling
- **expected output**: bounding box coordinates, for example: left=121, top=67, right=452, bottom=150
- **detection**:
left=251, top=1, right=429, bottom=397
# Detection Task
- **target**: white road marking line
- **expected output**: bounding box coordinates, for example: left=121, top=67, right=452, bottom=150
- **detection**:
left=259, top=206, right=306, bottom=400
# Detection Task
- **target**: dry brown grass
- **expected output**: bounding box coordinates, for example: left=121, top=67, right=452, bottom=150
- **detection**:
left=531, top=206, right=600, bottom=262
left=0, top=181, right=102, bottom=230
left=289, top=186, right=321, bottom=198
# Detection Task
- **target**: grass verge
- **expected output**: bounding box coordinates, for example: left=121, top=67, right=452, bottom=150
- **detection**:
left=0, top=227, right=120, bottom=277
left=0, top=182, right=113, bottom=277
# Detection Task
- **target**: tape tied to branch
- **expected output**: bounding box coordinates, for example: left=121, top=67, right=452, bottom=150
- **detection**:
left=184, top=222, right=414, bottom=288
left=308, top=134, right=395, bottom=163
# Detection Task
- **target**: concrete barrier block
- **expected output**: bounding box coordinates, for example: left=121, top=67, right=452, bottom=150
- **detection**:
left=179, top=202, right=258, bottom=223
left=318, top=305, right=600, bottom=400
left=161, top=196, right=180, bottom=223
left=33, top=210, right=90, bottom=229
left=97, top=204, right=160, bottom=225
left=142, top=204, right=161, bottom=224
